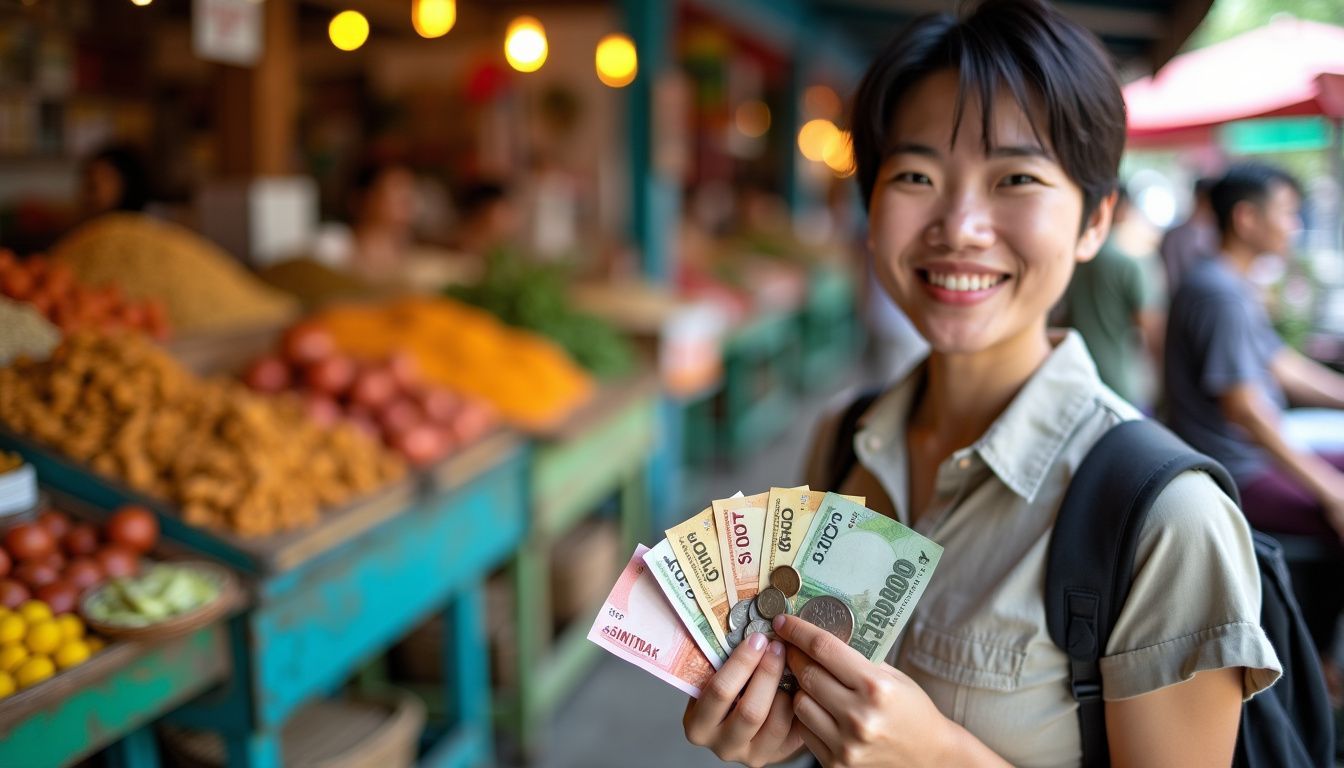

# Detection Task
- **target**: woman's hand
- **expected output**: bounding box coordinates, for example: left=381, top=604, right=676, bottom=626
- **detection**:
left=773, top=613, right=996, bottom=768
left=683, top=631, right=805, bottom=767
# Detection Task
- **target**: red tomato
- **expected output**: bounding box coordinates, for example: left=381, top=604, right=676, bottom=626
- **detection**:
left=14, top=561, right=58, bottom=589
left=62, top=524, right=100, bottom=557
left=378, top=398, right=424, bottom=441
left=418, top=388, right=461, bottom=426
left=387, top=352, right=420, bottom=390
left=63, top=557, right=103, bottom=592
left=391, top=425, right=448, bottom=467
left=0, top=548, right=9, bottom=579
left=40, top=550, right=65, bottom=572
left=3, top=523, right=55, bottom=561
left=243, top=356, right=292, bottom=394
left=304, top=395, right=343, bottom=428
left=282, top=323, right=336, bottom=366
left=105, top=506, right=159, bottom=554
left=36, top=581, right=78, bottom=615
left=0, top=578, right=29, bottom=609
left=95, top=546, right=140, bottom=579
left=305, top=355, right=356, bottom=396
left=349, top=368, right=396, bottom=410
left=37, top=511, right=71, bottom=540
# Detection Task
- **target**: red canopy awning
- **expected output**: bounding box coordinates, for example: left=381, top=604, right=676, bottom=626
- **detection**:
left=1124, top=18, right=1344, bottom=147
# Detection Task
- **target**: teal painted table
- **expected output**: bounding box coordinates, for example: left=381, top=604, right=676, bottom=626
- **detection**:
left=0, top=625, right=231, bottom=768
left=0, top=428, right=529, bottom=768
left=721, top=310, right=798, bottom=462
left=796, top=266, right=859, bottom=392
left=498, top=375, right=659, bottom=758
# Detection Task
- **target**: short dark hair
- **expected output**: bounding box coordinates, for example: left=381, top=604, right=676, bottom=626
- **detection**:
left=89, top=144, right=150, bottom=212
left=850, top=0, right=1126, bottom=224
left=1209, top=162, right=1302, bottom=237
left=1193, top=176, right=1217, bottom=201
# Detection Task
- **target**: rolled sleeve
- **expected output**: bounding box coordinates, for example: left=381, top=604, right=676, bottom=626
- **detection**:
left=1100, top=471, right=1282, bottom=701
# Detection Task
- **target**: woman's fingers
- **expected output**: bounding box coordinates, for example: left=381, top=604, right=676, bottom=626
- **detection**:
left=773, top=613, right=869, bottom=689
left=796, top=718, right=837, bottom=766
left=684, top=632, right=771, bottom=743
left=721, top=637, right=786, bottom=744
left=785, top=643, right=857, bottom=715
left=793, top=688, right=844, bottom=757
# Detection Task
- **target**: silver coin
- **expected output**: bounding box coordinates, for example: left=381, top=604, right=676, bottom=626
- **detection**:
left=797, top=595, right=855, bottom=644
left=748, top=599, right=765, bottom=624
left=744, top=619, right=773, bottom=639
left=729, top=599, right=752, bottom=632
left=770, top=565, right=802, bottom=598
left=727, top=624, right=746, bottom=649
left=756, top=587, right=788, bottom=620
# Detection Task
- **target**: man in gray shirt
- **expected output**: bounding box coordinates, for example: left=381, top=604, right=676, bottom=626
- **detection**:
left=1165, top=162, right=1344, bottom=686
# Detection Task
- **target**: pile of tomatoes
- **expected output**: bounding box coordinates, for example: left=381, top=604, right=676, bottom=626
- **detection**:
left=0, top=251, right=170, bottom=339
left=0, top=505, right=159, bottom=614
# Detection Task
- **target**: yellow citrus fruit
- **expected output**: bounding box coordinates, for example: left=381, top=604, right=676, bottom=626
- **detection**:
left=85, top=636, right=105, bottom=654
left=0, top=671, right=14, bottom=698
left=0, top=615, right=25, bottom=645
left=15, top=655, right=54, bottom=688
left=25, top=621, right=61, bottom=656
left=54, top=640, right=90, bottom=670
left=56, top=615, right=84, bottom=642
left=18, top=601, right=52, bottom=625
left=0, top=644, right=27, bottom=673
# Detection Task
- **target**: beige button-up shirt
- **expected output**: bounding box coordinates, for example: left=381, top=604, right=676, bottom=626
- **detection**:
left=805, top=331, right=1280, bottom=767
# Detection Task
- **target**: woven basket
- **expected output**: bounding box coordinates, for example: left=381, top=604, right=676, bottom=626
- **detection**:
left=162, top=691, right=425, bottom=768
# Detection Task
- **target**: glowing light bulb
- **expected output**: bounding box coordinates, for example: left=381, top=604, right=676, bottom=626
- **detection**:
left=595, top=33, right=637, bottom=88
left=798, top=119, right=840, bottom=162
left=505, top=16, right=548, bottom=73
left=329, top=10, right=370, bottom=52
left=412, top=0, right=456, bottom=39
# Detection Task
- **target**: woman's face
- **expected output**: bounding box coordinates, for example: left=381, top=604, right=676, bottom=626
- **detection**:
left=867, top=69, right=1112, bottom=357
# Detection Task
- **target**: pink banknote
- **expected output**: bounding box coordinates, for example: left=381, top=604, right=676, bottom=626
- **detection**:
left=588, top=544, right=715, bottom=698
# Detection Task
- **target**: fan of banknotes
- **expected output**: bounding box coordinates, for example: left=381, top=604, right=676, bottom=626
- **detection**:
left=587, top=487, right=944, bottom=698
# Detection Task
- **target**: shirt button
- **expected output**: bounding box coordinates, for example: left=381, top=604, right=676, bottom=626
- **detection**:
left=957, top=457, right=971, bottom=470
left=864, top=434, right=883, bottom=452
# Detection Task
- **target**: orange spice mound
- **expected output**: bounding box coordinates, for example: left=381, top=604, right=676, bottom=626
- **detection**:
left=315, top=297, right=594, bottom=431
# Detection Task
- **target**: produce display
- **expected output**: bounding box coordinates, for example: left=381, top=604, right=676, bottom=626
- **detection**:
left=447, top=248, right=634, bottom=377
left=0, top=599, right=100, bottom=697
left=83, top=563, right=221, bottom=628
left=315, top=297, right=594, bottom=431
left=0, top=251, right=169, bottom=340
left=51, top=213, right=298, bottom=334
left=0, top=332, right=405, bottom=536
left=0, top=452, right=19, bottom=474
left=256, top=257, right=382, bottom=311
left=0, top=505, right=157, bottom=613
left=242, top=322, right=498, bottom=467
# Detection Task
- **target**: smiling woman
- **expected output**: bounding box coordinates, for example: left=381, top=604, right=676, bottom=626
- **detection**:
left=681, top=2, right=1281, bottom=767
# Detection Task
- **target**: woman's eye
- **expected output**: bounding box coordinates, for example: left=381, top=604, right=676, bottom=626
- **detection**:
left=892, top=171, right=932, bottom=185
left=1000, top=173, right=1039, bottom=187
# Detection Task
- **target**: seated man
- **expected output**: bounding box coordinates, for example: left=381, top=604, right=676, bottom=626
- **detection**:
left=1165, top=161, right=1344, bottom=683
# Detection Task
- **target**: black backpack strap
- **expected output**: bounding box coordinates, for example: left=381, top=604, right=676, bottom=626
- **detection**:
left=827, top=389, right=882, bottom=491
left=1046, top=419, right=1238, bottom=767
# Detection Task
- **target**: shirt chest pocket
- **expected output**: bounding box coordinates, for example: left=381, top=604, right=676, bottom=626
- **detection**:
left=904, top=620, right=1029, bottom=692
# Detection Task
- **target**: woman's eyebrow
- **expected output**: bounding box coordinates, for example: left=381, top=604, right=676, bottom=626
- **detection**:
left=885, top=141, right=941, bottom=159
left=987, top=144, right=1053, bottom=159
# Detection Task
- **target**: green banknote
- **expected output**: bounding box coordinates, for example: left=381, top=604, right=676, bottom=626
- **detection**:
left=792, top=492, right=943, bottom=662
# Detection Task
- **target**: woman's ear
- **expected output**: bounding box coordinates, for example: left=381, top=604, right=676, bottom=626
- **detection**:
left=1074, top=190, right=1117, bottom=263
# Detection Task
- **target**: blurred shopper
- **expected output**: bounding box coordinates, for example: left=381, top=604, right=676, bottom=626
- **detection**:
left=346, top=160, right=419, bottom=283
left=1058, top=186, right=1165, bottom=410
left=80, top=144, right=150, bottom=218
left=454, top=180, right=521, bottom=258
left=1158, top=177, right=1217, bottom=294
left=1165, top=162, right=1344, bottom=686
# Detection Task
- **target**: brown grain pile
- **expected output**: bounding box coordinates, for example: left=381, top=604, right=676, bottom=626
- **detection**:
left=52, top=213, right=299, bottom=334
left=0, top=332, right=405, bottom=536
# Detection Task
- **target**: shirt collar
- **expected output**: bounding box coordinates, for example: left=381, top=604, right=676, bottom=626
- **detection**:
left=855, top=330, right=1102, bottom=504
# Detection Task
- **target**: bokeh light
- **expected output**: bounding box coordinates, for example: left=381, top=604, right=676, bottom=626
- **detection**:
left=803, top=84, right=841, bottom=120
left=595, top=34, right=638, bottom=88
left=505, top=16, right=548, bottom=73
left=412, top=0, right=456, bottom=39
left=329, top=11, right=370, bottom=52
left=798, top=118, right=841, bottom=162
left=823, top=129, right=855, bottom=177
left=735, top=101, right=771, bottom=138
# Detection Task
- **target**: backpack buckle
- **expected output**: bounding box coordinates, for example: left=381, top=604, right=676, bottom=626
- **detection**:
left=1071, top=678, right=1102, bottom=702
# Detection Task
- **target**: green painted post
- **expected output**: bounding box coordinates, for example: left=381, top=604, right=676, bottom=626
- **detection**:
left=622, top=0, right=677, bottom=283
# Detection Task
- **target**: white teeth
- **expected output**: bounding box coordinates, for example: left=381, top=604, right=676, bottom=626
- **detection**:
left=925, top=272, right=1003, bottom=292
